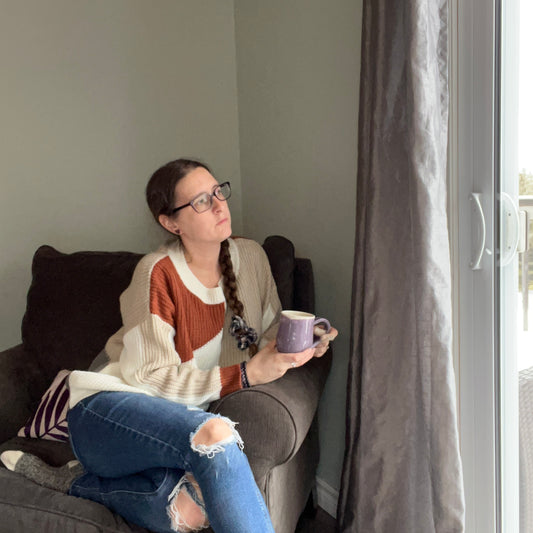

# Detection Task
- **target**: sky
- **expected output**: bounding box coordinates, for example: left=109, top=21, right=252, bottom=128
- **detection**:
left=519, top=0, right=533, bottom=173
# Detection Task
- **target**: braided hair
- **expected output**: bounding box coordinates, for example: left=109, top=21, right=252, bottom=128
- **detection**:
left=146, top=158, right=257, bottom=355
left=219, top=239, right=258, bottom=356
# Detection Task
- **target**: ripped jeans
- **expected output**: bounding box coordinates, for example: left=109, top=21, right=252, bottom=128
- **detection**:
left=67, top=392, right=275, bottom=533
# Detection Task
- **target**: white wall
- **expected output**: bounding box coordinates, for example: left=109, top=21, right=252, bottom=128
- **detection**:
left=234, top=0, right=363, bottom=505
left=0, top=0, right=242, bottom=350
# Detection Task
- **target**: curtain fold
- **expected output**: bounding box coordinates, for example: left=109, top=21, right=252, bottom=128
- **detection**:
left=337, top=1, right=465, bottom=531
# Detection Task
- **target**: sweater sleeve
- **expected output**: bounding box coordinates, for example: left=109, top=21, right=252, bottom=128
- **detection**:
left=116, top=253, right=242, bottom=406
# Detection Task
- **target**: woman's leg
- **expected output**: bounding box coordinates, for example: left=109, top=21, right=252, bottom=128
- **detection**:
left=73, top=466, right=202, bottom=533
left=68, top=392, right=274, bottom=533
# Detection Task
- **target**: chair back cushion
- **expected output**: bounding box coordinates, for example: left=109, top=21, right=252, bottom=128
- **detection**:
left=263, top=235, right=314, bottom=314
left=262, top=235, right=295, bottom=310
left=22, top=246, right=142, bottom=378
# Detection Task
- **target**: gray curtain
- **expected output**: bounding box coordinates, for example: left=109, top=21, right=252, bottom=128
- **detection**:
left=337, top=1, right=465, bottom=532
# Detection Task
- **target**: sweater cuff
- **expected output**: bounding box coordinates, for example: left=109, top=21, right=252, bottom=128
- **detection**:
left=220, top=364, right=242, bottom=397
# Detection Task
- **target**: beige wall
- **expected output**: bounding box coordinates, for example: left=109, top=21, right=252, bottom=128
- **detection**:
left=0, top=0, right=242, bottom=349
left=1, top=0, right=363, bottom=509
left=234, top=0, right=362, bottom=496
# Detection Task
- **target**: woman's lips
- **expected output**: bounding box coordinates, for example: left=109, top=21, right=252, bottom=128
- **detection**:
left=216, top=218, right=228, bottom=226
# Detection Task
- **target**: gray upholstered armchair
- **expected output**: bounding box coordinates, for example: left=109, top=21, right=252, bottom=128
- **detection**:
left=0, top=235, right=331, bottom=533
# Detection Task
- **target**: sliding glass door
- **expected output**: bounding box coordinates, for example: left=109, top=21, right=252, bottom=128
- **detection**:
left=451, top=0, right=531, bottom=531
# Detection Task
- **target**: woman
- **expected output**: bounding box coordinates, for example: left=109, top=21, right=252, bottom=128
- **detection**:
left=1, top=158, right=337, bottom=533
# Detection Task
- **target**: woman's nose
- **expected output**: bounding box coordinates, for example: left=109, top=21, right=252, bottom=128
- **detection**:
left=212, top=196, right=224, bottom=211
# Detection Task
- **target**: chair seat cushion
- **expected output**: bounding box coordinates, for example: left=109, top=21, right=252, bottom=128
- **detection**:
left=0, top=469, right=149, bottom=533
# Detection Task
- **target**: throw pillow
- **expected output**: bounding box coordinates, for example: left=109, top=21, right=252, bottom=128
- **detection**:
left=18, top=370, right=71, bottom=442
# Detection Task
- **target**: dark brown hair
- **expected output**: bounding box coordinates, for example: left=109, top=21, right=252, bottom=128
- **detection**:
left=145, top=158, right=257, bottom=355
left=146, top=158, right=210, bottom=221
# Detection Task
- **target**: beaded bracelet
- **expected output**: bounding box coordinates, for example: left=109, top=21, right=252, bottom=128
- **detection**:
left=240, top=361, right=251, bottom=389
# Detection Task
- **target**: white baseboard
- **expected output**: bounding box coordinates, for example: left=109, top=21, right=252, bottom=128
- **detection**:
left=315, top=476, right=339, bottom=518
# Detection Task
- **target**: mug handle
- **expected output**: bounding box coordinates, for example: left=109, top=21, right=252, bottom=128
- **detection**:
left=311, top=318, right=331, bottom=348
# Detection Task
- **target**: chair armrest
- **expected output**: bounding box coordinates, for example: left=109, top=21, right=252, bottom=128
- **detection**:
left=0, top=345, right=47, bottom=444
left=209, top=350, right=332, bottom=480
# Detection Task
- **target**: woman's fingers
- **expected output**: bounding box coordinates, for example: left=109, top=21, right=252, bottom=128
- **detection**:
left=312, top=327, right=338, bottom=357
left=283, top=348, right=315, bottom=369
left=313, top=344, right=329, bottom=358
left=249, top=329, right=339, bottom=383
left=279, top=327, right=340, bottom=367
left=313, top=326, right=339, bottom=342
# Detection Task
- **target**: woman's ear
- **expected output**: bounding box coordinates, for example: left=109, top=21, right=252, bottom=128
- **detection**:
left=158, top=214, right=180, bottom=235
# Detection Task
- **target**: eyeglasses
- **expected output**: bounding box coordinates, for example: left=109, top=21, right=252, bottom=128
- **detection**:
left=171, top=182, right=231, bottom=215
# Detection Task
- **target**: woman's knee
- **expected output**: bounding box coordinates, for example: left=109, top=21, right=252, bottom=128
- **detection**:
left=167, top=474, right=208, bottom=532
left=189, top=416, right=244, bottom=458
left=191, top=418, right=234, bottom=447
left=168, top=476, right=209, bottom=533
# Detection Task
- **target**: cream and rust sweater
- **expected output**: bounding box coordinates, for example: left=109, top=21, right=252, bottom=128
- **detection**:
left=68, top=238, right=281, bottom=409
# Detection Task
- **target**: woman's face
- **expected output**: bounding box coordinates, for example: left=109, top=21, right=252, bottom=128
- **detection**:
left=167, top=166, right=232, bottom=246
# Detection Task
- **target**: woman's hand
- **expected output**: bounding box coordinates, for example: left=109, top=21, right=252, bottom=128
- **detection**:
left=245, top=340, right=315, bottom=386
left=245, top=326, right=338, bottom=386
left=312, top=326, right=338, bottom=358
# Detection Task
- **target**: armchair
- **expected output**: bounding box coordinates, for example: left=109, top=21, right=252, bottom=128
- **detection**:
left=0, top=235, right=331, bottom=533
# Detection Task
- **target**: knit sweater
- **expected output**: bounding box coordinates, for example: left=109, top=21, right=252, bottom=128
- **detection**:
left=68, top=238, right=281, bottom=409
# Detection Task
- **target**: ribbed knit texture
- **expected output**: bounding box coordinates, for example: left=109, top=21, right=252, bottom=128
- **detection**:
left=68, top=238, right=281, bottom=409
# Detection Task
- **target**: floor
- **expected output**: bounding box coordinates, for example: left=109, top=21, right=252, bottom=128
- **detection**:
left=295, top=506, right=337, bottom=533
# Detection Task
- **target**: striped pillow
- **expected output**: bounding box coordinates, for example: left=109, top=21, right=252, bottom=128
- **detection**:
left=18, top=369, right=71, bottom=442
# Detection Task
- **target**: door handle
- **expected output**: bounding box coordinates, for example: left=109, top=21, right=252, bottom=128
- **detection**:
left=471, top=193, right=486, bottom=270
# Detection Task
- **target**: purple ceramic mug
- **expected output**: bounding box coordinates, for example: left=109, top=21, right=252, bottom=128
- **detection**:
left=276, top=310, right=331, bottom=353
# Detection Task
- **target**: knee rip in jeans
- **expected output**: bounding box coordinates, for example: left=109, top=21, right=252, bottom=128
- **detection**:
left=189, top=416, right=244, bottom=459
left=167, top=473, right=208, bottom=532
